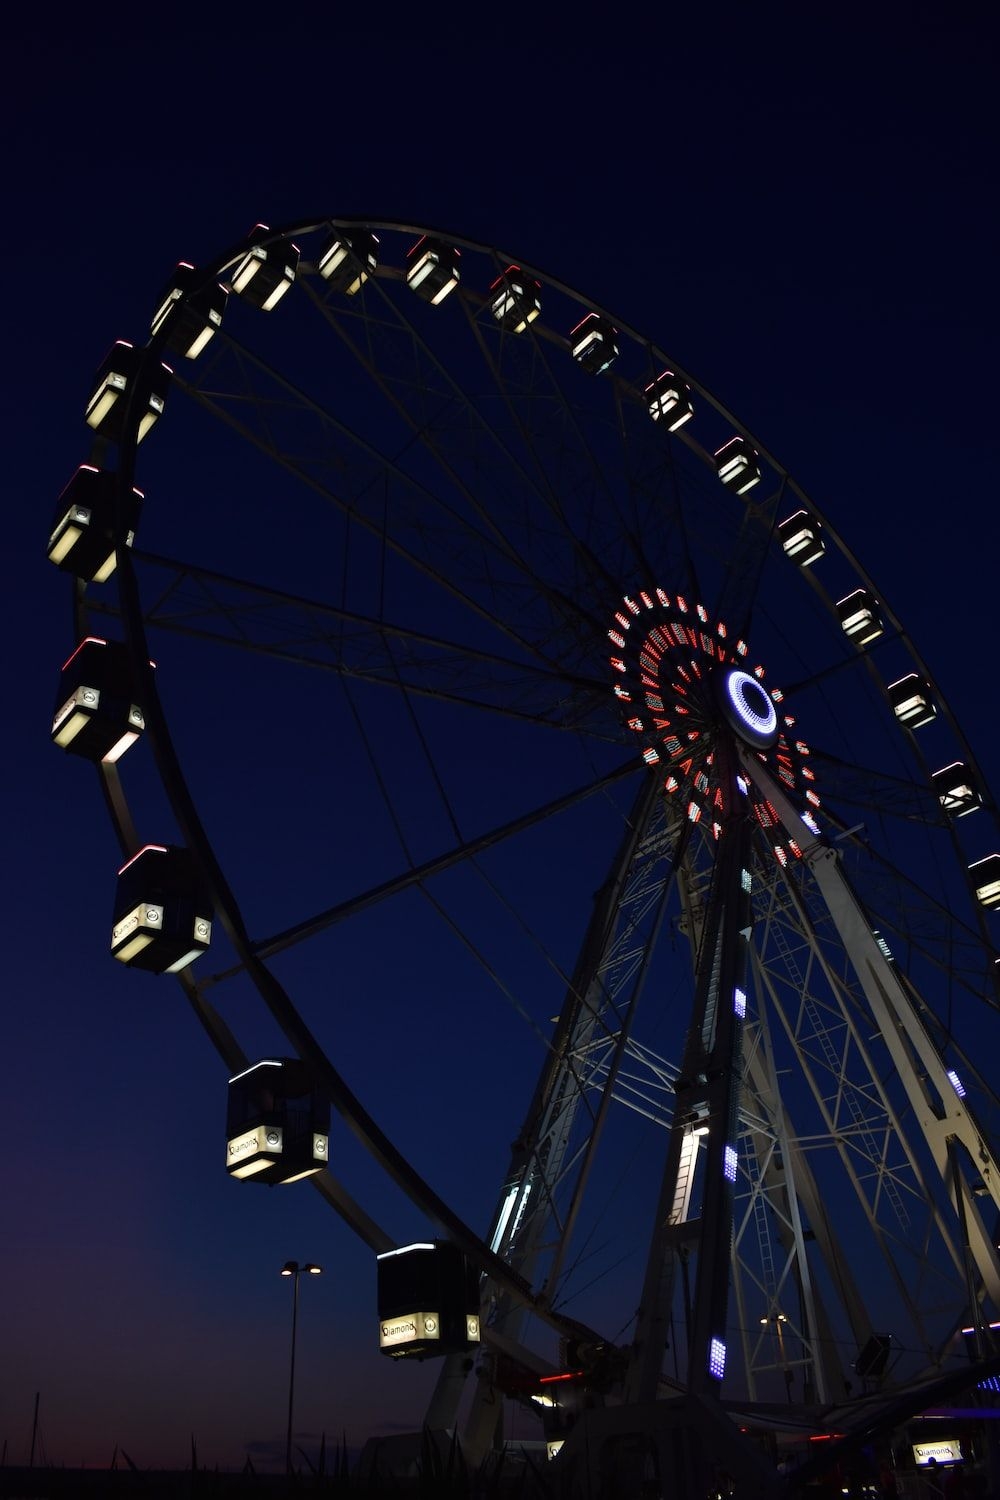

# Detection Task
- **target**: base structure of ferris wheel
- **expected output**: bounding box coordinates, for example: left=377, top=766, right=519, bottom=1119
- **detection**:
left=427, top=754, right=1000, bottom=1495
left=51, top=218, right=1000, bottom=1494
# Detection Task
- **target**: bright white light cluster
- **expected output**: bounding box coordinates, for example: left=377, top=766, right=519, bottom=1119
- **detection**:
left=725, top=668, right=778, bottom=743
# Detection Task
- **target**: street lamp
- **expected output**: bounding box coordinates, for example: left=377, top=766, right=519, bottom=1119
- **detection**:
left=760, top=1312, right=792, bottom=1400
left=280, top=1260, right=322, bottom=1475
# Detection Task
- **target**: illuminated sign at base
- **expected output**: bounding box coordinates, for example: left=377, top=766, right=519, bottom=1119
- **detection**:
left=226, top=1124, right=282, bottom=1174
left=913, top=1440, right=962, bottom=1467
left=379, top=1311, right=441, bottom=1351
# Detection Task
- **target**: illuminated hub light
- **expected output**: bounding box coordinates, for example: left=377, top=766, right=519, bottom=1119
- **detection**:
left=733, top=987, right=747, bottom=1018
left=970, top=855, right=1000, bottom=910
left=947, top=1070, right=967, bottom=1099
left=777, top=509, right=825, bottom=565
left=644, top=370, right=694, bottom=430
left=230, top=224, right=299, bottom=310
left=608, top=590, right=815, bottom=867
left=318, top=226, right=379, bottom=295
left=150, top=262, right=227, bottom=358
left=489, top=266, right=541, bottom=333
left=406, top=236, right=460, bottom=304
left=887, top=674, right=936, bottom=727
left=714, top=437, right=761, bottom=495
left=51, top=637, right=147, bottom=763
left=47, top=465, right=143, bottom=583
left=85, top=341, right=170, bottom=445
left=111, top=845, right=213, bottom=973
left=933, top=762, right=982, bottom=817
left=569, top=312, right=618, bottom=374
left=718, top=666, right=779, bottom=749
left=723, top=1145, right=738, bottom=1182
left=837, top=589, right=884, bottom=645
left=708, top=1338, right=726, bottom=1380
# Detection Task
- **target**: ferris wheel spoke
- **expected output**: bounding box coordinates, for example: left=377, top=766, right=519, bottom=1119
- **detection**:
left=92, top=551, right=613, bottom=733
left=452, top=287, right=661, bottom=609
left=812, top=824, right=997, bottom=1003
left=711, top=477, right=789, bottom=639
left=302, top=270, right=627, bottom=629
left=808, top=749, right=943, bottom=823
left=177, top=340, right=605, bottom=668
left=198, top=757, right=642, bottom=986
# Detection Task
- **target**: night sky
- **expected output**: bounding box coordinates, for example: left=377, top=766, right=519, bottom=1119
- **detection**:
left=3, top=7, right=997, bottom=1474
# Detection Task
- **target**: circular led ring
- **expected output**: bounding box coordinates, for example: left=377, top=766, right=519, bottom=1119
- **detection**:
left=721, top=667, right=778, bottom=748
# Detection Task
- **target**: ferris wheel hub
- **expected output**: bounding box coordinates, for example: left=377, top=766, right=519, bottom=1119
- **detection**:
left=715, top=665, right=779, bottom=750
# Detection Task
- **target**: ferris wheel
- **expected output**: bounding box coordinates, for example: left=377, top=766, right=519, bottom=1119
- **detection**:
left=50, top=218, right=1000, bottom=1483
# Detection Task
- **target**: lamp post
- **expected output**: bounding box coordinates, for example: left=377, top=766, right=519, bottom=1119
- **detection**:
left=760, top=1312, right=792, bottom=1400
left=280, top=1260, right=322, bottom=1475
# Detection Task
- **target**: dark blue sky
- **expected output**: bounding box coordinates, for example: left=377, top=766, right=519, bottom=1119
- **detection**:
left=3, top=6, right=998, bottom=1472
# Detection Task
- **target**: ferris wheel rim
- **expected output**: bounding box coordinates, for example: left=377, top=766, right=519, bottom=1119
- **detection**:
left=105, top=215, right=1000, bottom=842
left=63, top=215, right=1000, bottom=1405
